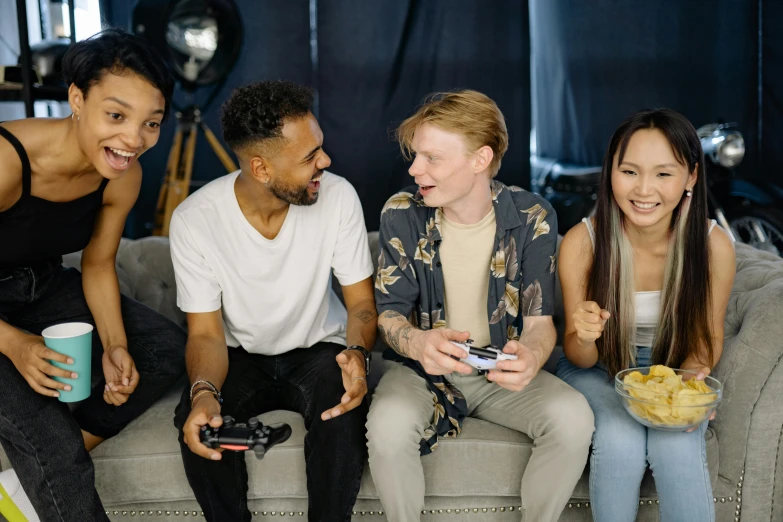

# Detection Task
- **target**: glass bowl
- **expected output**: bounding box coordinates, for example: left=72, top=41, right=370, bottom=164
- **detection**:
left=614, top=367, right=722, bottom=432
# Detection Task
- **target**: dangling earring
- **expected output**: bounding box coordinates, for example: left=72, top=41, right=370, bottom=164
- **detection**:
left=71, top=113, right=79, bottom=122
left=686, top=188, right=693, bottom=197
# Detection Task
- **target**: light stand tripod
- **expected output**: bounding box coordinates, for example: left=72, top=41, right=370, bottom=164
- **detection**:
left=153, top=105, right=237, bottom=236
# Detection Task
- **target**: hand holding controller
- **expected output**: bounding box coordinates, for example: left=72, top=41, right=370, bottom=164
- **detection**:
left=200, top=416, right=292, bottom=459
left=452, top=342, right=518, bottom=373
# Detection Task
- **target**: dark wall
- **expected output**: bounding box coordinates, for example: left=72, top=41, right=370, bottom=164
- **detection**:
left=531, top=0, right=760, bottom=178
left=111, top=0, right=530, bottom=236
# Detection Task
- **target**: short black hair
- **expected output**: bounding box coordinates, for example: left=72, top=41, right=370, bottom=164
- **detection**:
left=220, top=80, right=314, bottom=152
left=62, top=28, right=174, bottom=120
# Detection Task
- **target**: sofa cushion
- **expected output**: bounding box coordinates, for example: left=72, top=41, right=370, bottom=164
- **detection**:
left=82, top=382, right=719, bottom=508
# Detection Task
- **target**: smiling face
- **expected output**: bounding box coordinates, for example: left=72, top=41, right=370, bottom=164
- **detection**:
left=69, top=70, right=165, bottom=179
left=262, top=113, right=331, bottom=206
left=407, top=122, right=487, bottom=209
left=611, top=128, right=698, bottom=230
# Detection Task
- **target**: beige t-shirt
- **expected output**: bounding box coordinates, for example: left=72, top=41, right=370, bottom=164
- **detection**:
left=439, top=208, right=496, bottom=347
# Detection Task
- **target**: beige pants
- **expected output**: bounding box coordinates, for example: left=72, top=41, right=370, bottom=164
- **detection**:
left=366, top=361, right=594, bottom=522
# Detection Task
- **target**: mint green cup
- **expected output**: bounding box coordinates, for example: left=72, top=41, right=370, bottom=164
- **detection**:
left=42, top=322, right=93, bottom=403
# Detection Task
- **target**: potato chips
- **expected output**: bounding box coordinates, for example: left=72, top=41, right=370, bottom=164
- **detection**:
left=620, top=365, right=718, bottom=427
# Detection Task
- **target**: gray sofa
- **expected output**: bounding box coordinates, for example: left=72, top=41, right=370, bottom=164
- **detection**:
left=1, top=233, right=782, bottom=522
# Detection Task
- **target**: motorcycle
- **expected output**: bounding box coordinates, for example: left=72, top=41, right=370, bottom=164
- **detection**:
left=697, top=123, right=783, bottom=256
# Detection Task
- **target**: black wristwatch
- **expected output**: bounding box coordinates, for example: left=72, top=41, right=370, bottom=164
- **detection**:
left=346, top=345, right=371, bottom=376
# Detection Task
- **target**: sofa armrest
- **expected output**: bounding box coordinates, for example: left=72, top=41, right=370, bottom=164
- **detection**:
left=710, top=243, right=783, bottom=520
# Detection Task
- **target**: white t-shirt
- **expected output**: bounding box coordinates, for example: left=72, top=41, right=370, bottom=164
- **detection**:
left=169, top=171, right=374, bottom=355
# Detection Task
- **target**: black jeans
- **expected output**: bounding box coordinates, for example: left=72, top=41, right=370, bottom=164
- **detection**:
left=174, top=343, right=368, bottom=522
left=0, top=258, right=186, bottom=522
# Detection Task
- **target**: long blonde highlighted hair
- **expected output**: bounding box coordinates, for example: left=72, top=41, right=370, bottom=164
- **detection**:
left=587, top=108, right=713, bottom=377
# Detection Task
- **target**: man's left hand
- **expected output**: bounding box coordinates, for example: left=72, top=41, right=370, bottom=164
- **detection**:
left=102, top=346, right=140, bottom=406
left=321, top=349, right=368, bottom=421
left=486, top=341, right=541, bottom=392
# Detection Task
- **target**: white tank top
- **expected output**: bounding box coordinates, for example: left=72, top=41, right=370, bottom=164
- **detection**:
left=581, top=217, right=717, bottom=347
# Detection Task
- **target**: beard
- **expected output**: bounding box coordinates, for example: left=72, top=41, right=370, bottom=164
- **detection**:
left=268, top=173, right=320, bottom=206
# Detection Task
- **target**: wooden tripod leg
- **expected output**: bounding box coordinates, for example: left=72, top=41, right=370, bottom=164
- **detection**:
left=161, top=127, right=197, bottom=236
left=153, top=127, right=183, bottom=236
left=178, top=125, right=198, bottom=206
left=201, top=122, right=238, bottom=172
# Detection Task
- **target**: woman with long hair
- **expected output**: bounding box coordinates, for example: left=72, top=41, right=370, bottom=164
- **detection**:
left=0, top=29, right=185, bottom=521
left=556, top=108, right=735, bottom=521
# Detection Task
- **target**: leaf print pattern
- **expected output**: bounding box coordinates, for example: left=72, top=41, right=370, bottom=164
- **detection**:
left=388, top=237, right=412, bottom=274
left=521, top=204, right=551, bottom=240
left=522, top=280, right=543, bottom=316
left=507, top=324, right=520, bottom=341
left=434, top=381, right=464, bottom=405
left=491, top=247, right=506, bottom=278
left=505, top=237, right=519, bottom=281
left=550, top=254, right=556, bottom=274
left=433, top=398, right=446, bottom=425
left=414, top=238, right=434, bottom=269
left=503, top=282, right=520, bottom=318
left=489, top=299, right=506, bottom=324
left=381, top=192, right=414, bottom=214
left=419, top=311, right=431, bottom=330
left=491, top=237, right=517, bottom=279
left=491, top=180, right=503, bottom=201
left=418, top=309, right=446, bottom=330
left=375, top=251, right=401, bottom=295
left=490, top=282, right=520, bottom=324
left=425, top=216, right=441, bottom=244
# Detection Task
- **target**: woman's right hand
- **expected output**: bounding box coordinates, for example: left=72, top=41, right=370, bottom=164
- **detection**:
left=6, top=332, right=78, bottom=397
left=573, top=301, right=611, bottom=346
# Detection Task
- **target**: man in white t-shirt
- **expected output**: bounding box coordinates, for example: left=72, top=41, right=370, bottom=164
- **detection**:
left=170, top=80, right=377, bottom=522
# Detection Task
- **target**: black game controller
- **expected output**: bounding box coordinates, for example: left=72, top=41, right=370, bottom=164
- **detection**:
left=200, top=416, right=292, bottom=459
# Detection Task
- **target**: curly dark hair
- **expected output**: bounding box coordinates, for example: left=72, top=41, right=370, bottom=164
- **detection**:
left=220, top=80, right=314, bottom=152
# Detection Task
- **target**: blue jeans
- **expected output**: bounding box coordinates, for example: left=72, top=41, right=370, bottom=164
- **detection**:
left=0, top=258, right=186, bottom=522
left=556, top=347, right=714, bottom=522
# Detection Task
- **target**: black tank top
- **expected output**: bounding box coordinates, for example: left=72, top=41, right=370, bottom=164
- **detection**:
left=0, top=125, right=110, bottom=269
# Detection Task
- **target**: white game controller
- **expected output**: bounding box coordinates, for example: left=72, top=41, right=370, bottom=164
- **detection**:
left=452, top=342, right=518, bottom=373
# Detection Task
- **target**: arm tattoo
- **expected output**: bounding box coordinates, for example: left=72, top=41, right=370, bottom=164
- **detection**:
left=354, top=309, right=377, bottom=325
left=378, top=310, right=416, bottom=357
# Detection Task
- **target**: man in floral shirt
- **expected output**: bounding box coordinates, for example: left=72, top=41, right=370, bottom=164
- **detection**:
left=367, top=90, right=594, bottom=522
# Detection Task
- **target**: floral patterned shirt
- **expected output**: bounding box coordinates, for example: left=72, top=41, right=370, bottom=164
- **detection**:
left=375, top=181, right=558, bottom=455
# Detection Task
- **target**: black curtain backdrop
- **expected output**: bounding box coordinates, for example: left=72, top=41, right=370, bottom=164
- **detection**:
left=318, top=0, right=530, bottom=231
left=530, top=0, right=760, bottom=179
left=112, top=0, right=530, bottom=237
left=762, top=0, right=782, bottom=176
left=108, top=0, right=779, bottom=237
